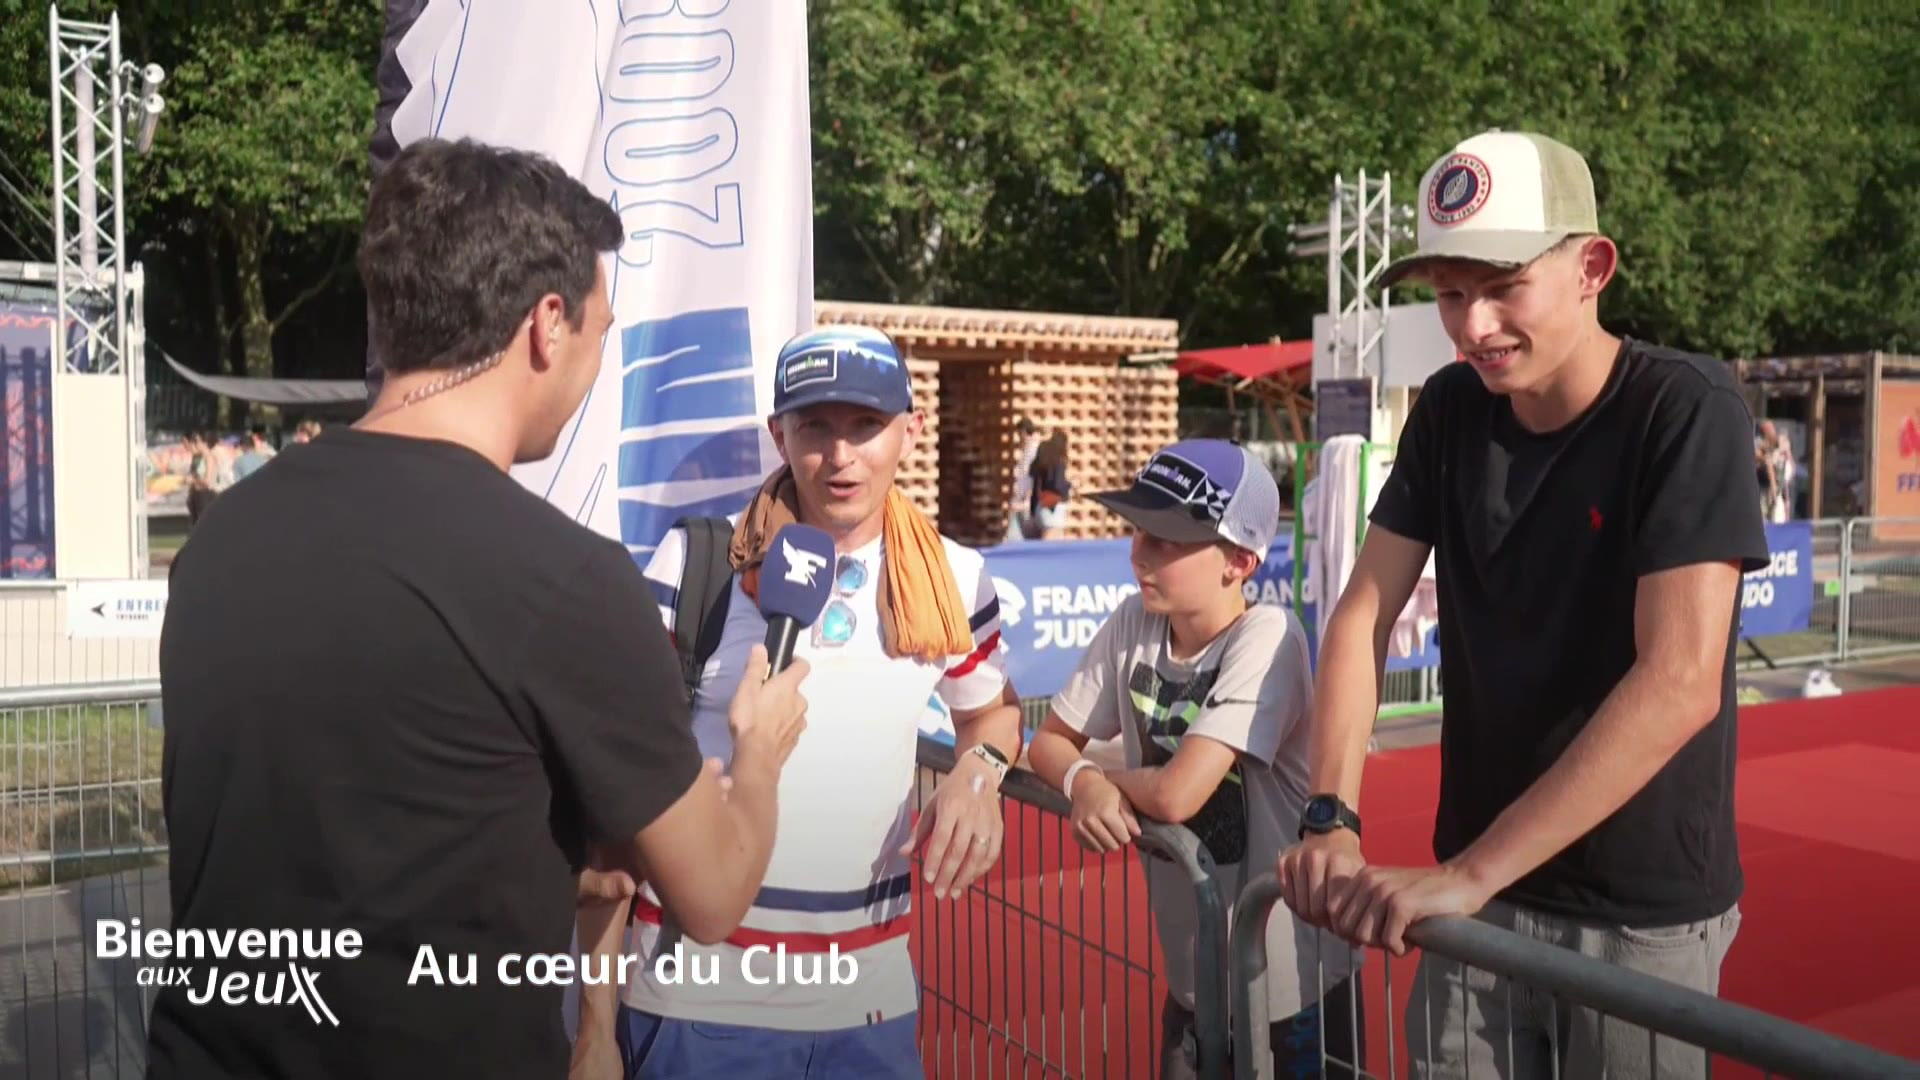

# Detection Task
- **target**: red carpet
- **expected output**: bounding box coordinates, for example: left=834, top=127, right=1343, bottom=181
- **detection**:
left=911, top=687, right=1920, bottom=1077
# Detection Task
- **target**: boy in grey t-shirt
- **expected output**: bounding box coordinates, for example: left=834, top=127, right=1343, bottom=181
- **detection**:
left=1027, top=439, right=1365, bottom=1079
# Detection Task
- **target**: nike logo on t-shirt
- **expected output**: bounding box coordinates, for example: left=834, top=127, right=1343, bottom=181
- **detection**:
left=1204, top=694, right=1257, bottom=709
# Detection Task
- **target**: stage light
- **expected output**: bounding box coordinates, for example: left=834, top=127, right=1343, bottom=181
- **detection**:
left=133, top=94, right=163, bottom=155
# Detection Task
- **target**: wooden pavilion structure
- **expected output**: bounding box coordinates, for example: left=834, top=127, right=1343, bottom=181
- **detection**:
left=812, top=300, right=1181, bottom=544
left=1734, top=351, right=1920, bottom=519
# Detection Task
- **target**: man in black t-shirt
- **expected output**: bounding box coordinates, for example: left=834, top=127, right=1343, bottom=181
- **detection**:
left=150, top=138, right=811, bottom=1080
left=1277, top=131, right=1768, bottom=1079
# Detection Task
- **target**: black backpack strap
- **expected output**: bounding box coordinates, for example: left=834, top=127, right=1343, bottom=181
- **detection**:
left=669, top=516, right=737, bottom=706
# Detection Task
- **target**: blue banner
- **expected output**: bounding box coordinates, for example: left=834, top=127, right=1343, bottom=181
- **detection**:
left=1740, top=521, right=1815, bottom=639
left=1, top=302, right=56, bottom=579
left=981, top=520, right=1812, bottom=701
left=981, top=532, right=1440, bottom=701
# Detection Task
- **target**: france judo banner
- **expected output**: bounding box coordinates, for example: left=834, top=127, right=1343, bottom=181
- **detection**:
left=1740, top=520, right=1815, bottom=639
left=978, top=533, right=1441, bottom=701
left=387, top=1, right=813, bottom=557
left=977, top=520, right=1815, bottom=701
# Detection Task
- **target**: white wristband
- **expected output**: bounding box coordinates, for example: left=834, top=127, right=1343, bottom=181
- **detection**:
left=1062, top=759, right=1103, bottom=799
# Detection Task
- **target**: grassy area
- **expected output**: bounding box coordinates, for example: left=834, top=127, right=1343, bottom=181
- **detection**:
left=148, top=514, right=189, bottom=570
left=0, top=704, right=167, bottom=889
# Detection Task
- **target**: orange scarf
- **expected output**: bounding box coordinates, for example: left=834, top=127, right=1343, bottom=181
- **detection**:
left=727, top=468, right=974, bottom=662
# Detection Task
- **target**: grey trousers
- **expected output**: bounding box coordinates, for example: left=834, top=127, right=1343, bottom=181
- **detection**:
left=1406, top=899, right=1741, bottom=1080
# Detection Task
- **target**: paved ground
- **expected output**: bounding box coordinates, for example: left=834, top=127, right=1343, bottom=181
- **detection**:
left=0, top=866, right=170, bottom=1079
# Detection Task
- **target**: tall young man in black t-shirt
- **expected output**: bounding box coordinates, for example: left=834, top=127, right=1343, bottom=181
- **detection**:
left=150, top=138, right=812, bottom=1080
left=1277, top=131, right=1769, bottom=1078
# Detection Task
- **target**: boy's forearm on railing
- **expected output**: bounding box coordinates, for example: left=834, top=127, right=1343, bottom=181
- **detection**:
left=1023, top=710, right=1092, bottom=794
left=1104, top=768, right=1170, bottom=821
left=1023, top=729, right=1078, bottom=790
left=1305, top=606, right=1387, bottom=809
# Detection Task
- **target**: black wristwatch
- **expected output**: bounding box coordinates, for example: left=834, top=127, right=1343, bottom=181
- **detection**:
left=1298, top=794, right=1362, bottom=841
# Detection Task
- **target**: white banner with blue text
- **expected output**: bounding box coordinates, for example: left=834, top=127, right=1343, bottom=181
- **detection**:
left=390, top=0, right=813, bottom=558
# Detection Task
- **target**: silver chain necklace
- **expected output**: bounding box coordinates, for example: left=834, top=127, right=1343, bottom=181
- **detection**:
left=362, top=351, right=504, bottom=422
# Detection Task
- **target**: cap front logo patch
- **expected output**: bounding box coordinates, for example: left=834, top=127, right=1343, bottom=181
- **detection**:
left=1428, top=153, right=1492, bottom=226
left=781, top=349, right=837, bottom=392
left=1137, top=452, right=1232, bottom=521
left=1138, top=453, right=1205, bottom=500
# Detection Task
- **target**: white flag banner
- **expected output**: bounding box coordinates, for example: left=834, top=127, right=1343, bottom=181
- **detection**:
left=388, top=0, right=813, bottom=559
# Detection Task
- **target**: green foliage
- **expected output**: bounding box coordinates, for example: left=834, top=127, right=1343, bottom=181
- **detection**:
left=808, top=0, right=1920, bottom=359
left=0, top=0, right=1914, bottom=389
left=152, top=26, right=372, bottom=240
left=0, top=1, right=377, bottom=394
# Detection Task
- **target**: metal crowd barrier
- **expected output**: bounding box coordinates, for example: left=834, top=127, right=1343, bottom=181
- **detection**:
left=912, top=736, right=1232, bottom=1078
left=1838, top=516, right=1920, bottom=662
left=1229, top=873, right=1920, bottom=1080
left=4, top=515, right=1918, bottom=697
left=2, top=679, right=169, bottom=1078
left=2, top=684, right=1239, bottom=1080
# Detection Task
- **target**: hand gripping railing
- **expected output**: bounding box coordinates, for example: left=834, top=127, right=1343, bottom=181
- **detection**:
left=1229, top=872, right=1920, bottom=1080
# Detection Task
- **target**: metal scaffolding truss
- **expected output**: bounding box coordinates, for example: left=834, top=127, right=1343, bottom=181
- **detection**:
left=47, top=6, right=162, bottom=377
left=43, top=4, right=164, bottom=578
left=1289, top=171, right=1414, bottom=405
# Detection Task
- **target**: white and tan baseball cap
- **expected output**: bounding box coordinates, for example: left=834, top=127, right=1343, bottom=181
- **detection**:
left=1379, top=130, right=1599, bottom=287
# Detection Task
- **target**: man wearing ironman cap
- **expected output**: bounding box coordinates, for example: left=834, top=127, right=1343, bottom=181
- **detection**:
left=1278, top=130, right=1768, bottom=1079
left=573, top=325, right=1024, bottom=1079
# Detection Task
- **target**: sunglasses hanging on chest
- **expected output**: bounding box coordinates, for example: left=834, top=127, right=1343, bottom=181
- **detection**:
left=811, top=554, right=871, bottom=648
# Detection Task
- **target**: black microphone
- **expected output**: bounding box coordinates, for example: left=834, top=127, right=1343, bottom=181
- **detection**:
left=755, top=523, right=837, bottom=673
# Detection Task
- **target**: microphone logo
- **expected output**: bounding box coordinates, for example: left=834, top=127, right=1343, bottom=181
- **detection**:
left=780, top=537, right=828, bottom=587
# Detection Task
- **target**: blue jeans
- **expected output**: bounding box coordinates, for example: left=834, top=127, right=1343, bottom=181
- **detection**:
left=616, top=1005, right=922, bottom=1080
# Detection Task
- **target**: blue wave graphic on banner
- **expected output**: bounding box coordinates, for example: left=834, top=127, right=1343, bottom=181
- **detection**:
left=618, top=305, right=760, bottom=560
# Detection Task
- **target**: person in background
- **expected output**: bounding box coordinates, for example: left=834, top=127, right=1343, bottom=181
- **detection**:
left=183, top=433, right=217, bottom=528
left=1757, top=420, right=1794, bottom=522
left=1276, top=130, right=1767, bottom=1080
left=1028, top=430, right=1072, bottom=540
left=1027, top=439, right=1364, bottom=1079
left=230, top=426, right=275, bottom=483
left=1006, top=417, right=1041, bottom=542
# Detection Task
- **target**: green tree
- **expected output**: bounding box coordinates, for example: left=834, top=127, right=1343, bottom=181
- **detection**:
left=959, top=0, right=1277, bottom=324
left=1227, top=0, right=1899, bottom=360
left=4, top=0, right=1916, bottom=406
left=808, top=0, right=1025, bottom=304
left=0, top=1, right=380, bottom=426
left=148, top=6, right=377, bottom=387
left=811, top=0, right=1284, bottom=345
left=1813, top=4, right=1920, bottom=353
